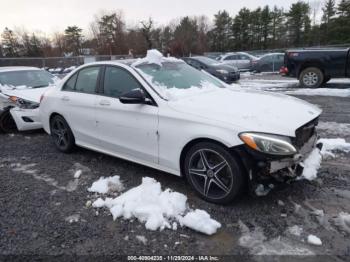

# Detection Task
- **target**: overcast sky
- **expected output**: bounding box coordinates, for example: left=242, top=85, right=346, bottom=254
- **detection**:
left=0, top=0, right=322, bottom=36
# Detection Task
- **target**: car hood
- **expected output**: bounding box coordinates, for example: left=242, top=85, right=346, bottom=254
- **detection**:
left=0, top=86, right=51, bottom=103
left=167, top=88, right=322, bottom=137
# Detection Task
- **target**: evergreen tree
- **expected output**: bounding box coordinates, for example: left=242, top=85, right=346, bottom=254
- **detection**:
left=286, top=2, right=311, bottom=47
left=1, top=27, right=20, bottom=57
left=210, top=11, right=232, bottom=51
left=337, top=0, right=350, bottom=17
left=173, top=17, right=198, bottom=56
left=321, top=0, right=336, bottom=44
left=64, top=26, right=83, bottom=55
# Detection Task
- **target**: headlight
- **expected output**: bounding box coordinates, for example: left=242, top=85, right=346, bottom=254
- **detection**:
left=216, top=69, right=229, bottom=74
left=239, top=132, right=297, bottom=156
left=8, top=96, right=39, bottom=109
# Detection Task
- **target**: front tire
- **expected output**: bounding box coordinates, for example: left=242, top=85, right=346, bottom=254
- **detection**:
left=0, top=109, right=17, bottom=133
left=50, top=115, right=75, bottom=153
left=184, top=142, right=245, bottom=204
left=299, top=67, right=324, bottom=88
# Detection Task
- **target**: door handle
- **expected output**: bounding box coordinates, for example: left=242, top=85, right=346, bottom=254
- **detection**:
left=61, top=96, right=70, bottom=101
left=99, top=100, right=111, bottom=106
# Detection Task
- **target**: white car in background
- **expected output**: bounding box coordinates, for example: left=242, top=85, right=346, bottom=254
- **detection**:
left=40, top=50, right=322, bottom=204
left=0, top=67, right=57, bottom=132
left=217, top=52, right=257, bottom=70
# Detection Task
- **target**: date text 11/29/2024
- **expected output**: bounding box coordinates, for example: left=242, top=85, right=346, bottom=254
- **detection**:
left=127, top=255, right=220, bottom=261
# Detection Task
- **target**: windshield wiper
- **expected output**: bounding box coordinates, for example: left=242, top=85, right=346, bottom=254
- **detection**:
left=32, top=84, right=48, bottom=88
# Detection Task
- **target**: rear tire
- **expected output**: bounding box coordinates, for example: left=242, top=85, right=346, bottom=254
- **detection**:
left=0, top=109, right=17, bottom=133
left=299, top=67, right=324, bottom=88
left=184, top=142, right=244, bottom=204
left=50, top=115, right=75, bottom=153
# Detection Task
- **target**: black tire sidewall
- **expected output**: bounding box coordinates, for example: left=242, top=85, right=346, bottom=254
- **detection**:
left=50, top=115, right=75, bottom=153
left=0, top=110, right=17, bottom=133
left=184, top=142, right=244, bottom=204
left=299, top=67, right=324, bottom=88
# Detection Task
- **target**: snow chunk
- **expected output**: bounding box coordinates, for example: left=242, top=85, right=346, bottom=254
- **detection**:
left=91, top=177, right=220, bottom=235
left=88, top=176, right=124, bottom=194
left=179, top=209, right=221, bottom=235
left=65, top=214, right=80, bottom=223
left=288, top=225, right=303, bottom=236
left=132, top=49, right=180, bottom=67
left=74, top=170, right=82, bottom=179
left=334, top=212, right=350, bottom=234
left=307, top=235, right=322, bottom=246
left=136, top=235, right=147, bottom=245
left=255, top=184, right=274, bottom=196
left=319, top=138, right=350, bottom=154
left=301, top=148, right=322, bottom=181
left=301, top=138, right=350, bottom=180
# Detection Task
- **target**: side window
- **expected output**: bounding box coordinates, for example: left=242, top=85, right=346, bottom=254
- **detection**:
left=62, top=73, right=77, bottom=91
left=103, top=66, right=142, bottom=98
left=75, top=66, right=100, bottom=94
left=240, top=55, right=250, bottom=60
left=224, top=55, right=235, bottom=61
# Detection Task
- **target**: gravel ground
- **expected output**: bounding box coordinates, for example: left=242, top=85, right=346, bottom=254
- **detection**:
left=1, top=77, right=350, bottom=260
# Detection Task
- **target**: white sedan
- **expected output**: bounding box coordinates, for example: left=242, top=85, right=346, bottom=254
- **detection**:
left=0, top=67, right=57, bottom=132
left=40, top=50, right=322, bottom=203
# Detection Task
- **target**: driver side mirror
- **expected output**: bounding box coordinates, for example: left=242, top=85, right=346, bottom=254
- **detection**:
left=119, top=88, right=152, bottom=105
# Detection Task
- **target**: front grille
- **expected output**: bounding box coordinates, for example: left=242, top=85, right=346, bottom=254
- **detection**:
left=294, top=117, right=318, bottom=148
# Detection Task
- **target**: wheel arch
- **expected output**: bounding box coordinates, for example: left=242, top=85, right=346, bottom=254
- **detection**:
left=297, top=61, right=326, bottom=78
left=179, top=137, right=246, bottom=177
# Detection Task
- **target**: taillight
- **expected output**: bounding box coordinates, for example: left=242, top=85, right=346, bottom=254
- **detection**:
left=288, top=52, right=299, bottom=57
left=279, top=66, right=288, bottom=75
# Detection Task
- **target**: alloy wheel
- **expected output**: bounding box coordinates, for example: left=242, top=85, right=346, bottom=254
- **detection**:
left=303, top=72, right=318, bottom=86
left=51, top=118, right=69, bottom=149
left=188, top=149, right=234, bottom=200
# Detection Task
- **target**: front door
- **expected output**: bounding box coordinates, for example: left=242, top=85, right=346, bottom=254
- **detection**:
left=95, top=65, right=159, bottom=164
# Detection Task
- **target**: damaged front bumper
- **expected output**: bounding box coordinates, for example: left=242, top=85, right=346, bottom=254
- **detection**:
left=235, top=133, right=323, bottom=188
left=9, top=107, right=42, bottom=131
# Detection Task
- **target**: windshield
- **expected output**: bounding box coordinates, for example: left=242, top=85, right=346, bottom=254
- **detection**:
left=0, top=70, right=55, bottom=88
left=136, top=62, right=225, bottom=100
left=193, top=57, right=219, bottom=66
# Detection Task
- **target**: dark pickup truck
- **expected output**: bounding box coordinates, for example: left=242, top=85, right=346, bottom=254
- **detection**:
left=281, top=48, right=350, bottom=88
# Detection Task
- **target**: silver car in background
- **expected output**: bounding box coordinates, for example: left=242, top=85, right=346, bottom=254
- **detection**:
left=217, top=52, right=257, bottom=71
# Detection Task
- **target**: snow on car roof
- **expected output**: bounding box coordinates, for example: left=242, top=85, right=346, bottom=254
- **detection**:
left=0, top=66, right=41, bottom=73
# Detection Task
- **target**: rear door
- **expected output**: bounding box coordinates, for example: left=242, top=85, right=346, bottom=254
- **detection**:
left=59, top=66, right=101, bottom=146
left=95, top=65, right=159, bottom=164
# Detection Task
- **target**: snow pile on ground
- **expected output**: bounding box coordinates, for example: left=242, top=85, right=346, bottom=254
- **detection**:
left=285, top=88, right=350, bottom=97
left=334, top=212, right=350, bottom=234
left=238, top=221, right=313, bottom=255
left=307, top=235, right=322, bottom=246
left=90, top=177, right=221, bottom=235
left=178, top=209, right=221, bottom=235
left=301, top=138, right=350, bottom=180
left=88, top=176, right=124, bottom=194
left=319, top=138, right=350, bottom=155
